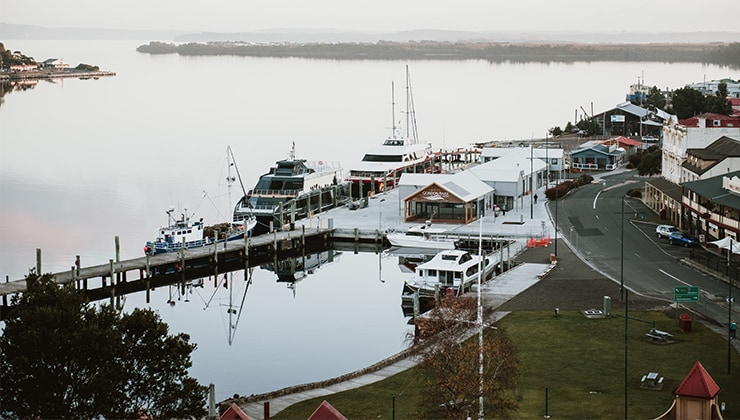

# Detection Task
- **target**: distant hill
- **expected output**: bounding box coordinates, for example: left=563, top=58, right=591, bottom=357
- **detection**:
left=2, top=22, right=739, bottom=44
left=0, top=23, right=186, bottom=41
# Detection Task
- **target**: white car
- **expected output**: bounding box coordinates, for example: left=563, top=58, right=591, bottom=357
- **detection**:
left=656, top=225, right=679, bottom=239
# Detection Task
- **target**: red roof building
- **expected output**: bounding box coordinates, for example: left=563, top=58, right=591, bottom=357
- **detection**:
left=307, top=400, right=348, bottom=420
left=678, top=113, right=740, bottom=129
left=656, top=361, right=724, bottom=420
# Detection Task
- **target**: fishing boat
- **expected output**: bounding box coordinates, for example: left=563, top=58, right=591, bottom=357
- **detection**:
left=143, top=207, right=251, bottom=255
left=346, top=66, right=437, bottom=198
left=401, top=249, right=497, bottom=304
left=233, top=142, right=351, bottom=234
left=386, top=220, right=458, bottom=250
left=144, top=147, right=257, bottom=255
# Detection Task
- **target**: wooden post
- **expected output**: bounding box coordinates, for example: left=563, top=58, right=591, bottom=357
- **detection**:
left=115, top=235, right=120, bottom=262
left=75, top=255, right=80, bottom=277
left=145, top=253, right=150, bottom=277
left=145, top=279, right=151, bottom=303
left=109, top=259, right=115, bottom=306
left=36, top=248, right=41, bottom=275
left=71, top=266, right=76, bottom=289
left=213, top=232, right=219, bottom=282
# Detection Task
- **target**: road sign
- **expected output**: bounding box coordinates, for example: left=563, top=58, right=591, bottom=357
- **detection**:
left=674, top=286, right=699, bottom=302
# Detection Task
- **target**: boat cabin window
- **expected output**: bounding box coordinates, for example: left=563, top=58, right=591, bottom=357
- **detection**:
left=362, top=154, right=403, bottom=163
left=458, top=253, right=472, bottom=264
left=466, top=265, right=479, bottom=277
left=441, top=254, right=458, bottom=261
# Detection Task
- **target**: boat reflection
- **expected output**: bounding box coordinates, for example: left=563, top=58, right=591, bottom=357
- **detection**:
left=261, top=249, right=343, bottom=297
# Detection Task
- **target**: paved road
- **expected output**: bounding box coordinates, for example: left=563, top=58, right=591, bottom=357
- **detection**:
left=548, top=170, right=739, bottom=328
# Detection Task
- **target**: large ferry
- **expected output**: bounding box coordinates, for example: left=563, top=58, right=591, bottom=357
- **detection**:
left=233, top=143, right=351, bottom=234
left=346, top=66, right=437, bottom=198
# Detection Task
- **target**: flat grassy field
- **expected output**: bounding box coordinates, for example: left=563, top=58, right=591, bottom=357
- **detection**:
left=271, top=310, right=740, bottom=419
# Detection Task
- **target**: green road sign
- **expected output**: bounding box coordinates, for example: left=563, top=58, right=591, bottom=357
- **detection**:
left=674, top=286, right=699, bottom=302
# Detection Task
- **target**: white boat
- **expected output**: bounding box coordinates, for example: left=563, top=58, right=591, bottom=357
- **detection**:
left=386, top=220, right=458, bottom=250
left=346, top=66, right=437, bottom=197
left=144, top=207, right=250, bottom=255
left=233, top=142, right=351, bottom=234
left=145, top=147, right=257, bottom=255
left=401, top=249, right=497, bottom=301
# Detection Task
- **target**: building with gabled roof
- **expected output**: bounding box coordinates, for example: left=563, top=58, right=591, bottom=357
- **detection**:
left=662, top=113, right=740, bottom=184
left=681, top=170, right=740, bottom=241
left=592, top=101, right=670, bottom=138
left=682, top=136, right=740, bottom=183
left=398, top=170, right=494, bottom=224
left=656, top=361, right=723, bottom=420
left=569, top=141, right=626, bottom=172
left=307, top=400, right=348, bottom=420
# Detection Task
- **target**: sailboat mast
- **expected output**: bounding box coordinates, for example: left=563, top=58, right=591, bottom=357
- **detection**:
left=405, top=65, right=410, bottom=140
left=391, top=81, right=397, bottom=138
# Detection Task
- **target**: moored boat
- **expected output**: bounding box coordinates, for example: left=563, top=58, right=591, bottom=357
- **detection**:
left=401, top=249, right=497, bottom=304
left=346, top=66, right=437, bottom=198
left=144, top=207, right=252, bottom=255
left=233, top=143, right=351, bottom=234
left=386, top=220, right=458, bottom=250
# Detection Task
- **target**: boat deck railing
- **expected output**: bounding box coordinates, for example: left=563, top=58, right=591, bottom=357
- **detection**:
left=247, top=189, right=301, bottom=198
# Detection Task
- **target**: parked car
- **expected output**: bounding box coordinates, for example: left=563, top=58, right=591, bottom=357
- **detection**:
left=656, top=225, right=679, bottom=239
left=668, top=231, right=698, bottom=247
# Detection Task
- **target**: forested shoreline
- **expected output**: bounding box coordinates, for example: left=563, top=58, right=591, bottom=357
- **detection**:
left=137, top=41, right=740, bottom=67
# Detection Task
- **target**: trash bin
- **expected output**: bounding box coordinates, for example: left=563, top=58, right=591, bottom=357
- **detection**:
left=679, top=313, right=692, bottom=333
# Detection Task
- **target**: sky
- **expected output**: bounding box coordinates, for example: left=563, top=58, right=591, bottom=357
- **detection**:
left=1, top=0, right=739, bottom=34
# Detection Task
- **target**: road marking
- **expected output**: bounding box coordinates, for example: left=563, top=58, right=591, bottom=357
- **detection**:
left=659, top=269, right=693, bottom=287
left=593, top=190, right=601, bottom=209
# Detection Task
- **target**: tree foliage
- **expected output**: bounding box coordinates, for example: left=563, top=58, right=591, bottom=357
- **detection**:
left=0, top=274, right=207, bottom=419
left=637, top=148, right=662, bottom=176
left=706, top=82, right=733, bottom=115
left=0, top=43, right=36, bottom=69
left=645, top=86, right=667, bottom=110
left=668, top=87, right=707, bottom=119
left=411, top=296, right=521, bottom=419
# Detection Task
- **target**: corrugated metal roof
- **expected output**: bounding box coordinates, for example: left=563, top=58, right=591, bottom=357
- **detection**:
left=682, top=170, right=740, bottom=209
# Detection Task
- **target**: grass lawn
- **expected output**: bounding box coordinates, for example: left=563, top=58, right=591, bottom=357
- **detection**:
left=271, top=310, right=740, bottom=419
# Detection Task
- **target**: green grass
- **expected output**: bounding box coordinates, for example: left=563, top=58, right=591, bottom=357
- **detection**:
left=271, top=310, right=740, bottom=419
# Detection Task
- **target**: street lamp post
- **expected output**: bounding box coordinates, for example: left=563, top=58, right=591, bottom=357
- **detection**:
left=530, top=144, right=534, bottom=220
left=728, top=238, right=733, bottom=375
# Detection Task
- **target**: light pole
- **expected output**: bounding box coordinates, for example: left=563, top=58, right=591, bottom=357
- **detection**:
left=621, top=196, right=625, bottom=302
left=530, top=144, right=534, bottom=219
left=728, top=238, right=733, bottom=375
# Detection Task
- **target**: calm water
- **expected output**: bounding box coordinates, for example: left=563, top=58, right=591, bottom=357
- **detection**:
left=0, top=39, right=735, bottom=400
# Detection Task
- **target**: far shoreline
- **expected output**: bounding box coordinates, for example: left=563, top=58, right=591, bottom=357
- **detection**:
left=0, top=69, right=116, bottom=82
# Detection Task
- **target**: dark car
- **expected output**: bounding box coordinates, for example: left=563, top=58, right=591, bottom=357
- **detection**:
left=668, top=231, right=698, bottom=247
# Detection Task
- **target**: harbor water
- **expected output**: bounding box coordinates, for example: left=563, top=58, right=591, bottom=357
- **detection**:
left=0, top=39, right=735, bottom=400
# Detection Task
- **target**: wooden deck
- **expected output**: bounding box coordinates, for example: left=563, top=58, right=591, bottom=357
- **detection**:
left=0, top=227, right=389, bottom=307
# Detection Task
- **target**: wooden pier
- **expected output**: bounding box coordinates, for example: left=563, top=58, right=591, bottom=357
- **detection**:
left=0, top=222, right=513, bottom=318
left=0, top=226, right=388, bottom=315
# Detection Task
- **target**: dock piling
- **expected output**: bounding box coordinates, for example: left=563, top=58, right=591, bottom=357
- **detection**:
left=36, top=248, right=41, bottom=275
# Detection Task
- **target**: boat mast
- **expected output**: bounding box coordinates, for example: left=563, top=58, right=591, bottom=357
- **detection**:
left=391, top=81, right=397, bottom=138
left=404, top=65, right=419, bottom=144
